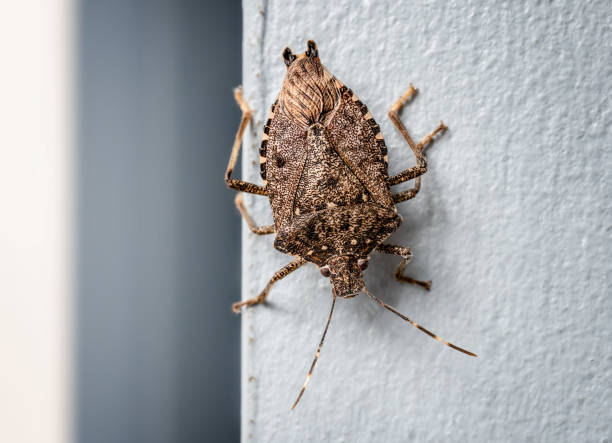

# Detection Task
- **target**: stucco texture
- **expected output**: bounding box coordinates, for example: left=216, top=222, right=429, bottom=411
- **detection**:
left=238, top=1, right=611, bottom=441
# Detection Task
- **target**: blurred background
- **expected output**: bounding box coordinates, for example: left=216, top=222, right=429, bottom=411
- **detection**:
left=1, top=1, right=243, bottom=442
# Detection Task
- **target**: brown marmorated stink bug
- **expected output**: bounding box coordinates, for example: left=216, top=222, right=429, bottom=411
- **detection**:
left=225, top=40, right=476, bottom=409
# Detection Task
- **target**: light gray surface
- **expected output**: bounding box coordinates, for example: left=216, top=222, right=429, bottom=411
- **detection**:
left=239, top=1, right=612, bottom=441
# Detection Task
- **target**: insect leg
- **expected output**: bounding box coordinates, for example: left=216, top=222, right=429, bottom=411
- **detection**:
left=235, top=194, right=274, bottom=235
left=386, top=84, right=447, bottom=203
left=375, top=243, right=431, bottom=291
left=225, top=86, right=267, bottom=196
left=392, top=177, right=422, bottom=204
left=232, top=258, right=306, bottom=313
left=391, top=116, right=445, bottom=204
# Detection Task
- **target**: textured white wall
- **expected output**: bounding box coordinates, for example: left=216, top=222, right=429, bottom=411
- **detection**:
left=239, top=1, right=611, bottom=441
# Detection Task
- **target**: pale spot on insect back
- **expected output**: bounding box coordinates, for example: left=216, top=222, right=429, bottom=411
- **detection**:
left=321, top=245, right=328, bottom=250
left=350, top=239, right=357, bottom=245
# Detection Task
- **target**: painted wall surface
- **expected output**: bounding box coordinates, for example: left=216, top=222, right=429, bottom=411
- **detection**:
left=239, top=1, right=611, bottom=442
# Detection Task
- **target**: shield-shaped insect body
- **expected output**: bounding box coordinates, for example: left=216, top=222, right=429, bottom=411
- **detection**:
left=225, top=40, right=476, bottom=409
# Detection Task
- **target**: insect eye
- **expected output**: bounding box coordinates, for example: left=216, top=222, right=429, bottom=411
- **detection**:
left=282, top=47, right=296, bottom=67
left=305, top=40, right=318, bottom=58
left=358, top=259, right=369, bottom=271
left=320, top=266, right=331, bottom=277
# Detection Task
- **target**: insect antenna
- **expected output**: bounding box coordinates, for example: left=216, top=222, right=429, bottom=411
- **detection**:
left=362, top=287, right=477, bottom=357
left=291, top=294, right=337, bottom=410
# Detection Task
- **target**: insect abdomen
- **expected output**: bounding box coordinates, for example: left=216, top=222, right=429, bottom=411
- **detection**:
left=293, top=123, right=371, bottom=214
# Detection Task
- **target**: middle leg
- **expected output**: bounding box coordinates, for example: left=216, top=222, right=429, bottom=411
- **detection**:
left=375, top=243, right=432, bottom=291
left=235, top=193, right=274, bottom=235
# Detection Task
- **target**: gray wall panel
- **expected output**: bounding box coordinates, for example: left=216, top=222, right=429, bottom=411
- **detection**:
left=78, top=2, right=241, bottom=442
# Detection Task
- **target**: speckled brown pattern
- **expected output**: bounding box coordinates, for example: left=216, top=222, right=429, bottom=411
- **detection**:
left=225, top=40, right=476, bottom=409
left=265, top=48, right=398, bottom=286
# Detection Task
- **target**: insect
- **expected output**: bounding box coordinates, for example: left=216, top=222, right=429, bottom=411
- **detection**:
left=225, top=40, right=476, bottom=409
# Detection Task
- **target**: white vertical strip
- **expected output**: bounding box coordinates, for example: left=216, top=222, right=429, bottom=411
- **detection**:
left=0, top=1, right=73, bottom=443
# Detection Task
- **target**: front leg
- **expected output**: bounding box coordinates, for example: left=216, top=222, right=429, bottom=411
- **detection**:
left=232, top=258, right=306, bottom=313
left=225, top=87, right=267, bottom=196
left=375, top=243, right=431, bottom=291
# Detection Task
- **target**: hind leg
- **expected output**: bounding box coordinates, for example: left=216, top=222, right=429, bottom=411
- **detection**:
left=386, top=84, right=447, bottom=204
left=225, top=87, right=267, bottom=196
left=375, top=243, right=431, bottom=291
